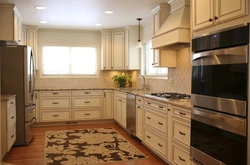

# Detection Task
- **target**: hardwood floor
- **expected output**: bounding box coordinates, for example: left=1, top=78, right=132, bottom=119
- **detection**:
left=1, top=123, right=169, bottom=165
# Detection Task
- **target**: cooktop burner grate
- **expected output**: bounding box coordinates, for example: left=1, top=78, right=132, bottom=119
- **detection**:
left=150, top=92, right=191, bottom=99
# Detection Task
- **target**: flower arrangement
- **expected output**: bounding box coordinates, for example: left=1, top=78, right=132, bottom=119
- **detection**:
left=112, top=73, right=131, bottom=87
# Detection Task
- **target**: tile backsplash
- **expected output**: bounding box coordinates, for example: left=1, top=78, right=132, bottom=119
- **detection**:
left=36, top=47, right=191, bottom=94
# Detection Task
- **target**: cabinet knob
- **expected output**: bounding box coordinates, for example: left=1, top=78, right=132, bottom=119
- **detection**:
left=208, top=18, right=213, bottom=22
left=214, top=16, right=218, bottom=20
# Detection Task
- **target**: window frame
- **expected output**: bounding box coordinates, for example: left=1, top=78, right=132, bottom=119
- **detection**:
left=141, top=40, right=168, bottom=79
left=39, top=44, right=99, bottom=78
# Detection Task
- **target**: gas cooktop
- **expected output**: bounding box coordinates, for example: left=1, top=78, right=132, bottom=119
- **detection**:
left=150, top=92, right=191, bottom=100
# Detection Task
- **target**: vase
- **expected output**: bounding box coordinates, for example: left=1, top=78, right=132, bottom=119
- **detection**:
left=119, top=81, right=126, bottom=87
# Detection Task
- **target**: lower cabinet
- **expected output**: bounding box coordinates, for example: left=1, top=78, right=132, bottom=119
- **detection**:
left=72, top=109, right=102, bottom=120
left=172, top=141, right=191, bottom=165
left=103, top=90, right=113, bottom=119
left=114, top=91, right=126, bottom=128
left=40, top=110, right=71, bottom=122
left=136, top=96, right=144, bottom=140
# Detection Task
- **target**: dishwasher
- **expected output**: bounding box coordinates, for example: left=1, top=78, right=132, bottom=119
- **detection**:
left=126, top=93, right=136, bottom=136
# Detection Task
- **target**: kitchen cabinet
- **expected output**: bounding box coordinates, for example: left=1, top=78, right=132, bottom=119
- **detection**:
left=101, top=30, right=125, bottom=70
left=103, top=90, right=113, bottom=119
left=72, top=90, right=103, bottom=120
left=143, top=98, right=168, bottom=161
left=22, top=25, right=38, bottom=70
left=192, top=0, right=247, bottom=31
left=1, top=95, right=16, bottom=158
left=114, top=91, right=126, bottom=128
left=124, top=26, right=140, bottom=70
left=0, top=4, right=22, bottom=44
left=136, top=96, right=144, bottom=140
left=39, top=91, right=72, bottom=122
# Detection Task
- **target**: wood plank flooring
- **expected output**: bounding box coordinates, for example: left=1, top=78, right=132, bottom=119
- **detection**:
left=1, top=123, right=169, bottom=165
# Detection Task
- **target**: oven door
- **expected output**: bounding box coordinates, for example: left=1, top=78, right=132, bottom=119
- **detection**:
left=190, top=107, right=247, bottom=165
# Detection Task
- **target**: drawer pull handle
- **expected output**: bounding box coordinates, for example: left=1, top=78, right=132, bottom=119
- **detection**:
left=52, top=115, right=59, bottom=117
left=52, top=92, right=59, bottom=95
left=52, top=102, right=59, bottom=104
left=179, top=156, right=185, bottom=162
left=138, top=99, right=141, bottom=101
left=84, top=101, right=90, bottom=103
left=168, top=109, right=171, bottom=111
left=179, top=131, right=186, bottom=135
left=137, top=106, right=141, bottom=108
left=158, top=122, right=163, bottom=125
left=146, top=102, right=151, bottom=105
left=11, top=116, right=15, bottom=119
left=84, top=92, right=90, bottom=94
left=158, top=106, right=163, bottom=109
left=119, top=100, right=122, bottom=102
left=146, top=135, right=151, bottom=139
left=179, top=112, right=186, bottom=116
left=158, top=143, right=163, bottom=147
left=11, top=135, right=15, bottom=138
left=84, top=113, right=90, bottom=115
left=10, top=102, right=14, bottom=104
left=147, top=116, right=151, bottom=120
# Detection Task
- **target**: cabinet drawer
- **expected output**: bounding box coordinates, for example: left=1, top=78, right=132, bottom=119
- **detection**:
left=115, top=91, right=126, bottom=99
left=7, top=97, right=16, bottom=110
left=73, top=109, right=101, bottom=120
left=8, top=108, right=16, bottom=128
left=172, top=143, right=191, bottom=165
left=40, top=110, right=71, bottom=122
left=145, top=128, right=167, bottom=157
left=40, top=97, right=71, bottom=109
left=145, top=109, right=167, bottom=134
left=144, top=98, right=167, bottom=111
left=8, top=124, right=16, bottom=151
left=72, top=97, right=102, bottom=108
left=173, top=106, right=191, bottom=119
left=136, top=96, right=143, bottom=104
left=172, top=117, right=190, bottom=146
left=72, top=90, right=102, bottom=96
left=40, top=91, right=71, bottom=96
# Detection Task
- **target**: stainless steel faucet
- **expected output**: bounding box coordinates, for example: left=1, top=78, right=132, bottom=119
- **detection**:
left=138, top=75, right=148, bottom=90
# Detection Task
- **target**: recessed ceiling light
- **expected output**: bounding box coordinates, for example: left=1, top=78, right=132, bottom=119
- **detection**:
left=105, top=11, right=113, bottom=14
left=35, top=6, right=46, bottom=10
left=95, top=24, right=101, bottom=26
left=40, top=21, right=47, bottom=24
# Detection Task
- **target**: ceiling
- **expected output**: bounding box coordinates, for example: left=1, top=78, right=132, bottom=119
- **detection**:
left=0, top=0, right=168, bottom=30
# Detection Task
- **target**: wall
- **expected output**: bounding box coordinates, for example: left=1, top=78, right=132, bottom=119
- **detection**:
left=35, top=29, right=129, bottom=89
left=139, top=21, right=192, bottom=94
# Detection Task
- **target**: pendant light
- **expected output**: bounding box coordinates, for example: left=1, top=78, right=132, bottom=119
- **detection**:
left=137, top=18, right=142, bottom=48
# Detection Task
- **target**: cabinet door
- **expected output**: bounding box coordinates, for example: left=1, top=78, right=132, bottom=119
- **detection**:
left=102, top=33, right=112, bottom=69
left=14, top=8, right=22, bottom=44
left=192, top=0, right=214, bottom=31
left=115, top=98, right=122, bottom=123
left=215, top=0, right=247, bottom=23
left=153, top=49, right=176, bottom=67
left=121, top=99, right=126, bottom=128
left=112, top=32, right=124, bottom=69
left=103, top=90, right=113, bottom=119
left=26, top=29, right=38, bottom=69
left=136, top=104, right=143, bottom=140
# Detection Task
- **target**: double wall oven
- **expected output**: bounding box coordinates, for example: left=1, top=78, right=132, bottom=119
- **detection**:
left=190, top=24, right=249, bottom=165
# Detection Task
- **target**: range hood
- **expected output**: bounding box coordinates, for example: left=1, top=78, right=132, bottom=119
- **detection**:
left=152, top=0, right=190, bottom=49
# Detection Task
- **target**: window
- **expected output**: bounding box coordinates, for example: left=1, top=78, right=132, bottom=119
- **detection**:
left=142, top=41, right=168, bottom=78
left=41, top=45, right=97, bottom=78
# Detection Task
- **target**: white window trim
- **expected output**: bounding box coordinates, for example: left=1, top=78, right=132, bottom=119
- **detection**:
left=39, top=44, right=99, bottom=78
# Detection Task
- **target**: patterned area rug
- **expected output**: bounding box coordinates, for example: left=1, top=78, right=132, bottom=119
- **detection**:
left=44, top=128, right=146, bottom=165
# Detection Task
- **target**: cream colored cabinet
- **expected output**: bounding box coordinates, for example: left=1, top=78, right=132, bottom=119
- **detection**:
left=72, top=90, right=103, bottom=120
left=103, top=90, right=113, bottom=119
left=192, top=0, right=247, bottom=31
left=143, top=98, right=168, bottom=161
left=136, top=96, right=144, bottom=140
left=114, top=91, right=126, bottom=128
left=170, top=105, right=191, bottom=165
left=1, top=95, right=16, bottom=158
left=0, top=4, right=22, bottom=44
left=101, top=30, right=125, bottom=70
left=39, top=91, right=72, bottom=122
left=22, top=25, right=38, bottom=69
left=124, top=26, right=140, bottom=70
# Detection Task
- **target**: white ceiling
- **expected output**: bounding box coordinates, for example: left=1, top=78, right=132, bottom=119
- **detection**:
left=0, top=0, right=168, bottom=30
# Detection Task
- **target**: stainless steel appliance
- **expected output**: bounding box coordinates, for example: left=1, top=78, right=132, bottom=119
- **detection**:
left=126, top=93, right=136, bottom=136
left=0, top=45, right=36, bottom=145
left=190, top=24, right=249, bottom=165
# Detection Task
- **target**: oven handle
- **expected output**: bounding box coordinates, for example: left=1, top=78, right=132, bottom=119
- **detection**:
left=192, top=107, right=247, bottom=136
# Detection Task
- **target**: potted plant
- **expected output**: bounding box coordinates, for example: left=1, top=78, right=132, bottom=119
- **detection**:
left=112, top=73, right=131, bottom=87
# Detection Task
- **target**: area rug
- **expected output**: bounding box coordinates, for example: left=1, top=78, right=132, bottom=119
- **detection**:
left=44, top=128, right=146, bottom=165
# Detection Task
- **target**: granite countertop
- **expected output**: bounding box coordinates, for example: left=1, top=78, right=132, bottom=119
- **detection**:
left=35, top=88, right=192, bottom=109
left=1, top=94, right=16, bottom=101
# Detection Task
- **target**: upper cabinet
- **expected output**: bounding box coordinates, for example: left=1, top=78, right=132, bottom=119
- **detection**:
left=192, top=0, right=247, bottom=31
left=101, top=27, right=140, bottom=70
left=0, top=4, right=22, bottom=44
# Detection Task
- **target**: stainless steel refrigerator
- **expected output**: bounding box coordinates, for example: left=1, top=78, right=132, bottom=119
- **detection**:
left=0, top=45, right=36, bottom=145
